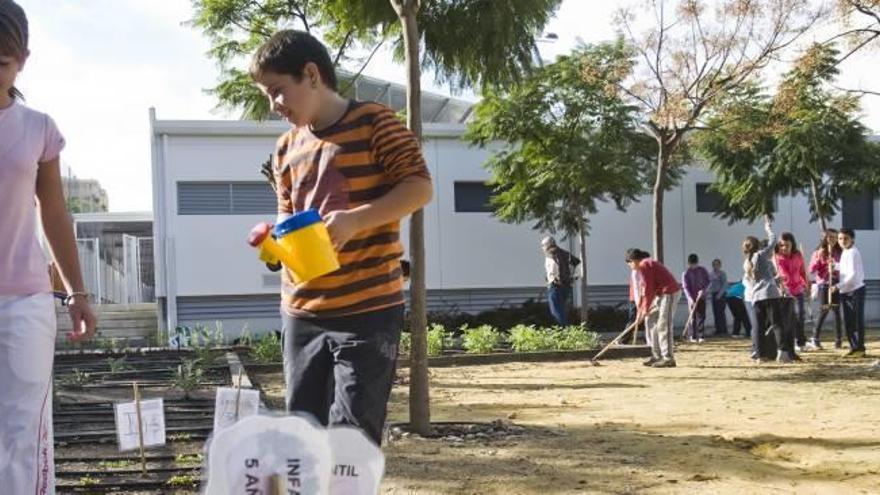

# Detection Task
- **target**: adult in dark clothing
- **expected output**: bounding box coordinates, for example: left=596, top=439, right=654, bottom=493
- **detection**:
left=541, top=236, right=580, bottom=326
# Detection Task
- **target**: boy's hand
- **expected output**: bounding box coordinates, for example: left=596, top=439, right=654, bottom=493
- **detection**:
left=324, top=210, right=361, bottom=251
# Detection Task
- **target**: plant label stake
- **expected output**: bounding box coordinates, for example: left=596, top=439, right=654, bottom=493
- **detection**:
left=235, top=367, right=243, bottom=422
left=270, top=474, right=285, bottom=495
left=134, top=382, right=147, bottom=474
left=114, top=394, right=165, bottom=455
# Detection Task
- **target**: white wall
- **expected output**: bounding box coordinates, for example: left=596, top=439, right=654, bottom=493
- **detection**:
left=153, top=120, right=880, bottom=328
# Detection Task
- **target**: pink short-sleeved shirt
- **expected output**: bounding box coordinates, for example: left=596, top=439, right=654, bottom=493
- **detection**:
left=0, top=100, right=65, bottom=295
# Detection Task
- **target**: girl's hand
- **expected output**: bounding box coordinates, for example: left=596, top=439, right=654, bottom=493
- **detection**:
left=324, top=210, right=362, bottom=251
left=67, top=296, right=98, bottom=342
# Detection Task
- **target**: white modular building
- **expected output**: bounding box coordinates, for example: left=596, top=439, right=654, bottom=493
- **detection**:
left=150, top=112, right=880, bottom=336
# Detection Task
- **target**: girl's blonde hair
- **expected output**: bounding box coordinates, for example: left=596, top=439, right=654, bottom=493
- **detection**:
left=0, top=0, right=28, bottom=100
left=742, top=236, right=760, bottom=282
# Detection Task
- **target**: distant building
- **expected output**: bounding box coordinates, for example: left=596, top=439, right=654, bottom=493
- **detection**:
left=61, top=168, right=109, bottom=213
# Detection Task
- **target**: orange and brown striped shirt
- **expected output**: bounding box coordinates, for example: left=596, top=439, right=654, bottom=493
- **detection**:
left=273, top=100, right=431, bottom=318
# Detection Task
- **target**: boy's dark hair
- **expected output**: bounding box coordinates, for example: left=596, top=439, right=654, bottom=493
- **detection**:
left=625, top=248, right=650, bottom=263
left=0, top=0, right=28, bottom=99
left=839, top=228, right=856, bottom=240
left=250, top=30, right=338, bottom=91
left=687, top=253, right=699, bottom=264
left=712, top=258, right=721, bottom=265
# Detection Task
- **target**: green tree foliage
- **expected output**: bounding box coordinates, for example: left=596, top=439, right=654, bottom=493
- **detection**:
left=189, top=0, right=562, bottom=119
left=466, top=43, right=652, bottom=236
left=696, top=43, right=880, bottom=226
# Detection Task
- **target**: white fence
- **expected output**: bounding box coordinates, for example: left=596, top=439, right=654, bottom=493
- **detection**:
left=77, top=236, right=155, bottom=304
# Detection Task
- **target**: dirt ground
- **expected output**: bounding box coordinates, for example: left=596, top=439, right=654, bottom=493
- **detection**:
left=252, top=332, right=880, bottom=494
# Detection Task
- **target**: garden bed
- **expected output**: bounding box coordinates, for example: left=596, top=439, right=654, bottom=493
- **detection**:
left=53, top=350, right=237, bottom=494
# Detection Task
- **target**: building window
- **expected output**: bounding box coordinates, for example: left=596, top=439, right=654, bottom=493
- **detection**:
left=454, top=181, right=494, bottom=213
left=842, top=192, right=876, bottom=230
left=178, top=182, right=275, bottom=215
left=695, top=183, right=724, bottom=213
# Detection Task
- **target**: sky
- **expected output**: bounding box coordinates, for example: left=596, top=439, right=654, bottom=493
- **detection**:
left=14, top=0, right=880, bottom=212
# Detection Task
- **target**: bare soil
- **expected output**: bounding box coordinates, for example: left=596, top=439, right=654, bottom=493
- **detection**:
left=255, top=332, right=880, bottom=494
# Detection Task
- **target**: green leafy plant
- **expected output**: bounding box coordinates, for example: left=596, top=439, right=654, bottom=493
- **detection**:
left=426, top=324, right=449, bottom=357
left=172, top=359, right=204, bottom=399
left=166, top=474, right=198, bottom=487
left=398, top=332, right=412, bottom=355
left=105, top=357, right=131, bottom=374
left=175, top=453, right=204, bottom=465
left=551, top=325, right=602, bottom=351
left=238, top=324, right=253, bottom=346
left=460, top=324, right=502, bottom=354
left=61, top=368, right=94, bottom=389
left=78, top=476, right=100, bottom=486
left=507, top=324, right=555, bottom=352
left=252, top=332, right=282, bottom=363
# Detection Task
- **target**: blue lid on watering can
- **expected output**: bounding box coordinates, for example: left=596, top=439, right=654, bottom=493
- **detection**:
left=274, top=209, right=322, bottom=237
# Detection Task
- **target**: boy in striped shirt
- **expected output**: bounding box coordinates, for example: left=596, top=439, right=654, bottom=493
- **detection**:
left=250, top=30, right=433, bottom=444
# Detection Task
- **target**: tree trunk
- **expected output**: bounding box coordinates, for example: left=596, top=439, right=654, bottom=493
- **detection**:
left=809, top=178, right=828, bottom=233
left=393, top=0, right=431, bottom=436
left=652, top=144, right=667, bottom=263
left=577, top=221, right=589, bottom=325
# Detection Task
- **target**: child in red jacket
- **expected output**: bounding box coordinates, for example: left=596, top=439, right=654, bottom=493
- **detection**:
left=628, top=248, right=682, bottom=368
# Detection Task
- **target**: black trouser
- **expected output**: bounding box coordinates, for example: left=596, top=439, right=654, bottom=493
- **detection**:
left=813, top=284, right=842, bottom=344
left=281, top=304, right=404, bottom=445
left=687, top=297, right=707, bottom=339
left=792, top=293, right=807, bottom=347
left=726, top=297, right=752, bottom=337
left=753, top=298, right=793, bottom=358
left=710, top=293, right=728, bottom=335
left=841, top=286, right=866, bottom=352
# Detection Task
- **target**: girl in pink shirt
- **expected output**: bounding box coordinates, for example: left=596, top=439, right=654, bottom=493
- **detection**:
left=1, top=2, right=97, bottom=491
left=808, top=229, right=842, bottom=349
left=774, top=232, right=808, bottom=350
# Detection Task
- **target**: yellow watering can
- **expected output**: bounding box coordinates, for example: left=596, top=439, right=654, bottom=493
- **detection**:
left=247, top=209, right=340, bottom=284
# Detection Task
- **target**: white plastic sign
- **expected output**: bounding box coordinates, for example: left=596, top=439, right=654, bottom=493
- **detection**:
left=205, top=415, right=332, bottom=495
left=214, top=386, right=261, bottom=433
left=114, top=398, right=166, bottom=452
left=328, top=427, right=385, bottom=495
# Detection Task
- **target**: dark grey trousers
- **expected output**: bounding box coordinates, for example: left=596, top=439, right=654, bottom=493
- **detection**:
left=281, top=304, right=404, bottom=445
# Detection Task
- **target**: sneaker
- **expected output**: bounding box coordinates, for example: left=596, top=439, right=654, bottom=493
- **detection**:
left=643, top=357, right=659, bottom=366
left=805, top=340, right=823, bottom=351
left=844, top=350, right=867, bottom=359
left=794, top=344, right=803, bottom=353
left=697, top=338, right=705, bottom=343
left=776, top=350, right=794, bottom=363
left=652, top=358, right=677, bottom=368
left=687, top=337, right=697, bottom=343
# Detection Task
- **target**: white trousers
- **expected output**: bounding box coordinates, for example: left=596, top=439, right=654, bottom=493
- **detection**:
left=0, top=293, right=56, bottom=495
left=645, top=291, right=681, bottom=360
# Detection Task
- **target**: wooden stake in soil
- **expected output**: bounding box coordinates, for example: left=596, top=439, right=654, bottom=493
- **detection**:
left=234, top=367, right=243, bottom=422
left=133, top=382, right=147, bottom=474
left=270, top=473, right=285, bottom=495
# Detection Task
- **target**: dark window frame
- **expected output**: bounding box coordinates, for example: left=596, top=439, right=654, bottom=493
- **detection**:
left=454, top=181, right=495, bottom=213
left=841, top=192, right=876, bottom=231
